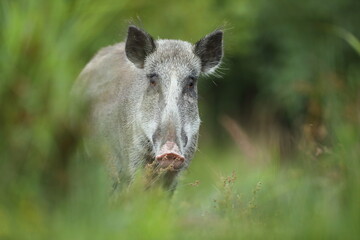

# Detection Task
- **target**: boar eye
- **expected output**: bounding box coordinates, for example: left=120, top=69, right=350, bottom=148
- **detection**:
left=147, top=73, right=158, bottom=86
left=187, top=76, right=197, bottom=88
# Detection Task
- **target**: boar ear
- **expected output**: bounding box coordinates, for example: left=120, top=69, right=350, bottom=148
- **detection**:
left=125, top=25, right=156, bottom=68
left=194, top=30, right=223, bottom=74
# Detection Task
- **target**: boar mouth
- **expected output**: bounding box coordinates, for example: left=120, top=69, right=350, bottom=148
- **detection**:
left=155, top=141, right=185, bottom=170
left=155, top=153, right=185, bottom=170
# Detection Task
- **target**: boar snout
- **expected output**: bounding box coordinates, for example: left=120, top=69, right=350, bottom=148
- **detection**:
left=156, top=141, right=185, bottom=170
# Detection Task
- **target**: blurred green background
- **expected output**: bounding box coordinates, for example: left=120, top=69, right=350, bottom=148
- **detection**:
left=1, top=0, right=360, bottom=239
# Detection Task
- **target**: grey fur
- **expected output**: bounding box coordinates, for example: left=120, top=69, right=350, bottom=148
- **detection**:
left=73, top=25, right=223, bottom=190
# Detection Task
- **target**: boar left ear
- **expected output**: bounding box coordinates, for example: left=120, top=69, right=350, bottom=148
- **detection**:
left=194, top=30, right=223, bottom=74
left=125, top=25, right=156, bottom=68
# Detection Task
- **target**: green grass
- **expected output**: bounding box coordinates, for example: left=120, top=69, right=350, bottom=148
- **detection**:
left=1, top=140, right=359, bottom=239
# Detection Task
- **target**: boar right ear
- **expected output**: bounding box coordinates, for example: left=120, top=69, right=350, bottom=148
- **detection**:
left=125, top=25, right=156, bottom=68
left=194, top=30, right=223, bottom=74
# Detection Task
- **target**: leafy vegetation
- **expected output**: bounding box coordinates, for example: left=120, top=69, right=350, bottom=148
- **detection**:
left=1, top=0, right=359, bottom=239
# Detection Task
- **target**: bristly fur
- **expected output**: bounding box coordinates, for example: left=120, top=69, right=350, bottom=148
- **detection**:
left=73, top=25, right=224, bottom=191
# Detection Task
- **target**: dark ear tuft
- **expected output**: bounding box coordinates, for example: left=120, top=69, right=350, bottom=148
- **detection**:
left=194, top=30, right=223, bottom=73
left=125, top=25, right=156, bottom=68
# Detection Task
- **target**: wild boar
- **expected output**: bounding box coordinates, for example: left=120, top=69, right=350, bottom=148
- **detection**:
left=74, top=25, right=223, bottom=190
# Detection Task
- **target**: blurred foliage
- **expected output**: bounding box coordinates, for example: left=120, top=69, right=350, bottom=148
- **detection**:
left=0, top=0, right=360, bottom=239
